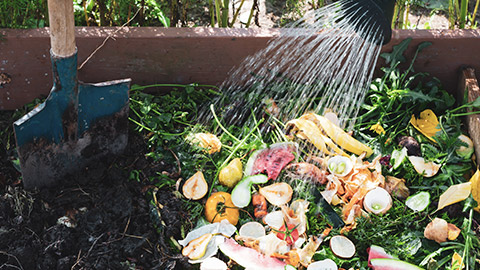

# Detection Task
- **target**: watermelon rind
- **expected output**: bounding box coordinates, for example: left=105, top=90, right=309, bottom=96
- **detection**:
left=244, top=142, right=298, bottom=177
left=370, top=258, right=424, bottom=270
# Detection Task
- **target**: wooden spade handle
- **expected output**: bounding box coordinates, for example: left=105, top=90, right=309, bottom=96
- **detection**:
left=47, top=0, right=76, bottom=57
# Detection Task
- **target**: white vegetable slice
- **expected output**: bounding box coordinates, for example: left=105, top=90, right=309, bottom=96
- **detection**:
left=178, top=220, right=236, bottom=247
left=239, top=222, right=266, bottom=238
left=264, top=210, right=285, bottom=230
left=329, top=235, right=356, bottom=259
left=307, top=259, right=338, bottom=270
left=200, top=257, right=228, bottom=270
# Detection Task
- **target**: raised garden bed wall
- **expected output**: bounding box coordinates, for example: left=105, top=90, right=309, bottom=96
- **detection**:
left=0, top=27, right=479, bottom=111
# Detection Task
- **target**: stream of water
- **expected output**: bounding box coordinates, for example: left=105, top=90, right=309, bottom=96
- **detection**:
left=198, top=0, right=385, bottom=152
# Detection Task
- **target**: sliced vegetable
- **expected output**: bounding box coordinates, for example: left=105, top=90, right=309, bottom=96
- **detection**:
left=200, top=257, right=228, bottom=270
left=407, top=156, right=441, bottom=177
left=363, top=187, right=392, bottom=215
left=264, top=210, right=285, bottom=230
left=391, top=147, right=408, bottom=169
left=183, top=171, right=208, bottom=200
left=259, top=182, right=293, bottom=206
left=329, top=235, right=356, bottom=259
left=182, top=233, right=213, bottom=260
left=370, top=258, right=424, bottom=269
left=307, top=259, right=338, bottom=270
left=456, top=134, right=474, bottom=159
left=244, top=142, right=298, bottom=180
left=405, top=191, right=430, bottom=212
left=231, top=174, right=268, bottom=208
left=218, top=238, right=287, bottom=270
left=205, top=192, right=239, bottom=225
left=437, top=182, right=471, bottom=211
left=327, top=155, right=353, bottom=177
left=239, top=221, right=266, bottom=238
left=218, top=158, right=243, bottom=188
left=178, top=220, right=236, bottom=247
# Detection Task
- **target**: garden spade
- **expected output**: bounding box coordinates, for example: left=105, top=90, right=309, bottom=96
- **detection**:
left=13, top=0, right=131, bottom=189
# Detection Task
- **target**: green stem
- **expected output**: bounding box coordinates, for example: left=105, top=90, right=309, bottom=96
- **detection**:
left=229, top=0, right=245, bottom=27
left=451, top=111, right=480, bottom=117
left=215, top=0, right=222, bottom=27
left=221, top=0, right=229, bottom=27
left=207, top=117, right=264, bottom=197
left=460, top=0, right=469, bottom=28
left=210, top=104, right=241, bottom=143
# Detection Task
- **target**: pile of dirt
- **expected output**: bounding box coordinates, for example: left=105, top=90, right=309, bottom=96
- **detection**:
left=0, top=126, right=189, bottom=269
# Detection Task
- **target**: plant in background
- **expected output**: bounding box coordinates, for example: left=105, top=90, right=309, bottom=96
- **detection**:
left=0, top=0, right=48, bottom=28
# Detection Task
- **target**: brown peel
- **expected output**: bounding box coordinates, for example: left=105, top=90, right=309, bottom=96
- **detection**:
left=424, top=218, right=461, bottom=244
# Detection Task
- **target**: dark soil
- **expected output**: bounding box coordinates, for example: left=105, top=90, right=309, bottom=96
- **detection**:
left=0, top=113, right=189, bottom=269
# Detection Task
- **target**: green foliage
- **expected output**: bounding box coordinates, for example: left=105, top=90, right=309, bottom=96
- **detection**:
left=0, top=0, right=47, bottom=28
left=354, top=38, right=479, bottom=269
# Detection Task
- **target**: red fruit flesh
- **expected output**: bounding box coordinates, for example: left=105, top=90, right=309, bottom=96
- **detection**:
left=368, top=245, right=394, bottom=268
left=252, top=148, right=295, bottom=180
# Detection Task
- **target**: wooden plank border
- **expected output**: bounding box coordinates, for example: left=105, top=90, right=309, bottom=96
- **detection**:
left=1, top=27, right=479, bottom=110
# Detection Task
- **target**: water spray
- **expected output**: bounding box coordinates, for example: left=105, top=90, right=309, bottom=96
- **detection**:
left=342, top=0, right=396, bottom=44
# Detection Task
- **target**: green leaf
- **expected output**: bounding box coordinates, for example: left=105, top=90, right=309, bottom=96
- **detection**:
left=380, top=38, right=412, bottom=65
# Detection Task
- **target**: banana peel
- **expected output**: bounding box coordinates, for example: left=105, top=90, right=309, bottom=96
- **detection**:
left=287, top=114, right=372, bottom=157
left=289, top=113, right=372, bottom=157
left=287, top=118, right=333, bottom=156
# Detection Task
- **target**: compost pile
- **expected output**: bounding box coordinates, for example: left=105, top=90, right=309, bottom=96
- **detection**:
left=173, top=39, right=480, bottom=269
left=0, top=127, right=189, bottom=269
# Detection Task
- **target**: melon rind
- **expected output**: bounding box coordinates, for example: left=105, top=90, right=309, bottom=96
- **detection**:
left=370, top=258, right=424, bottom=270
left=218, top=238, right=287, bottom=270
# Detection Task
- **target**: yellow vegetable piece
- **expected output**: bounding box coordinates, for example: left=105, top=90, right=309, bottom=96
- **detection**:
left=286, top=119, right=332, bottom=156
left=182, top=233, right=213, bottom=260
left=410, top=109, right=441, bottom=143
left=314, top=114, right=373, bottom=157
left=470, top=169, right=480, bottom=213
left=437, top=182, right=472, bottom=211
left=452, top=252, right=464, bottom=270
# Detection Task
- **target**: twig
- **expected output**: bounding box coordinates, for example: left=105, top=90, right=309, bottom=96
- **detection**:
left=78, top=8, right=141, bottom=70
left=123, top=216, right=131, bottom=237
left=86, top=233, right=105, bottom=258
left=0, top=251, right=24, bottom=270
left=70, top=250, right=82, bottom=270
left=166, top=148, right=181, bottom=176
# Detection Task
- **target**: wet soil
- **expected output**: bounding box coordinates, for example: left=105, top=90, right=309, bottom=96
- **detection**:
left=0, top=112, right=189, bottom=269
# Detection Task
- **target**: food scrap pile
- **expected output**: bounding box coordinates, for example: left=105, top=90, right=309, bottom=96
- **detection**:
left=173, top=39, right=480, bottom=269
